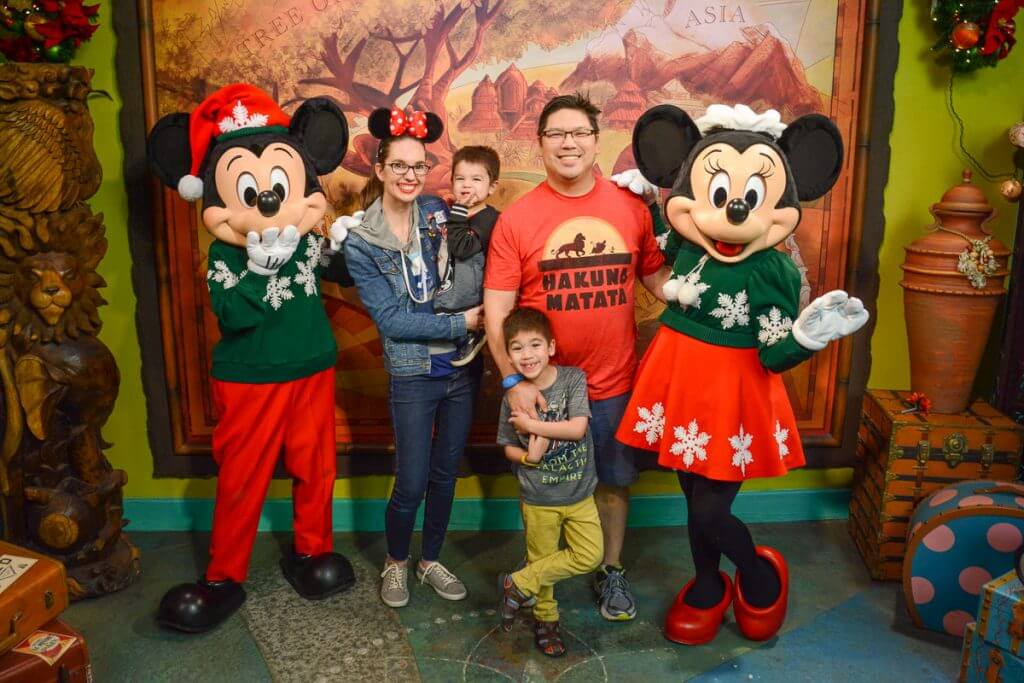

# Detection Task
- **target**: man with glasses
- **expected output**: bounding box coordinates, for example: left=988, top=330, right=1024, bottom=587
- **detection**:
left=484, top=93, right=671, bottom=622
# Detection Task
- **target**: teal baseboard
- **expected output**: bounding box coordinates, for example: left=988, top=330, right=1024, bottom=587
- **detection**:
left=124, top=488, right=851, bottom=532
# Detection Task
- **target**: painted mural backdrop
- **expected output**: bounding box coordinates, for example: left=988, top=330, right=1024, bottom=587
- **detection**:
left=145, top=0, right=865, bottom=454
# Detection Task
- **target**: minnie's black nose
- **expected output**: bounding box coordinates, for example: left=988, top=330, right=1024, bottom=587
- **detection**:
left=726, top=198, right=749, bottom=225
left=257, top=191, right=281, bottom=217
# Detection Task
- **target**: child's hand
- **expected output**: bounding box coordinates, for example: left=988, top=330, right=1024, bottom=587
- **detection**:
left=526, top=434, right=549, bottom=463
left=509, top=410, right=537, bottom=435
left=456, top=189, right=480, bottom=207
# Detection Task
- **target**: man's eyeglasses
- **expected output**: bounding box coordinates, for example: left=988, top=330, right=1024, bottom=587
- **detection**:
left=540, top=128, right=597, bottom=142
left=385, top=161, right=432, bottom=176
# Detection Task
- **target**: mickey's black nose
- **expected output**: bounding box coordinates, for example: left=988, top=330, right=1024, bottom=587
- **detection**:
left=257, top=191, right=281, bottom=217
left=726, top=198, right=749, bottom=225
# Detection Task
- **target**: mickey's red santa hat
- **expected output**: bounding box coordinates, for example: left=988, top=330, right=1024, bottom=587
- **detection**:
left=177, top=83, right=291, bottom=201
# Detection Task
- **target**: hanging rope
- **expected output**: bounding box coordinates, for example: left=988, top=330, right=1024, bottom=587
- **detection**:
left=946, top=72, right=1017, bottom=182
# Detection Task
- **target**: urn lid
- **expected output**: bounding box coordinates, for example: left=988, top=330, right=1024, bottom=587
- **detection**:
left=932, top=169, right=995, bottom=216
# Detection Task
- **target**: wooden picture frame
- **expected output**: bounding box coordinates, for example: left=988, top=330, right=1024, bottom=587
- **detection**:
left=114, top=0, right=899, bottom=476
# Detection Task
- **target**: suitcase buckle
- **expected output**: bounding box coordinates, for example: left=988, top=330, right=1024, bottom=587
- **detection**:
left=916, top=440, right=931, bottom=466
left=944, top=432, right=967, bottom=468
left=0, top=611, right=22, bottom=652
left=44, top=590, right=54, bottom=609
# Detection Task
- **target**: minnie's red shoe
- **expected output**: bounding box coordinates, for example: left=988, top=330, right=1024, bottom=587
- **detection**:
left=664, top=571, right=733, bottom=645
left=733, top=546, right=789, bottom=641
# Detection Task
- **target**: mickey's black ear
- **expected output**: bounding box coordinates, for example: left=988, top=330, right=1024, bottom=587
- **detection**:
left=146, top=113, right=192, bottom=188
left=422, top=113, right=444, bottom=143
left=368, top=108, right=392, bottom=139
left=632, top=105, right=703, bottom=189
left=290, top=97, right=349, bottom=175
left=778, top=114, right=844, bottom=201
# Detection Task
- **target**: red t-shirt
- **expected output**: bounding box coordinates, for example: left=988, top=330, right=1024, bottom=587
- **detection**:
left=485, top=176, right=664, bottom=400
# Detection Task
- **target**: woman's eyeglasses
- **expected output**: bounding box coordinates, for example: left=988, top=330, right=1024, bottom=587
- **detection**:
left=385, top=161, right=432, bottom=176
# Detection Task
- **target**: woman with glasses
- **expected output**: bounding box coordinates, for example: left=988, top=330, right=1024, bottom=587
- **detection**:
left=342, top=107, right=485, bottom=608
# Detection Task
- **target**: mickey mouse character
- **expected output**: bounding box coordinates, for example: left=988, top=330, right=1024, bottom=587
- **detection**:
left=147, top=84, right=355, bottom=633
left=614, top=104, right=869, bottom=645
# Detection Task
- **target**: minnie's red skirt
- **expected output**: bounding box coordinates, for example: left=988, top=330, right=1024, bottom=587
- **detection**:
left=616, top=326, right=805, bottom=481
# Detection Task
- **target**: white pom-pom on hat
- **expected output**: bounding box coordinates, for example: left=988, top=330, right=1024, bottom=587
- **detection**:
left=695, top=104, right=787, bottom=138
left=177, top=174, right=204, bottom=202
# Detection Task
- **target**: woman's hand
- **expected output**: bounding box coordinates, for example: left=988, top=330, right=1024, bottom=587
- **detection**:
left=463, top=305, right=485, bottom=331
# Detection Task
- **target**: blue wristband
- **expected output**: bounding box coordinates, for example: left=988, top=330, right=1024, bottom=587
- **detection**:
left=502, top=373, right=525, bottom=390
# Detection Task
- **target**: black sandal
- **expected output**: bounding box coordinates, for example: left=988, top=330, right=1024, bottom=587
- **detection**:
left=498, top=573, right=531, bottom=631
left=534, top=619, right=567, bottom=657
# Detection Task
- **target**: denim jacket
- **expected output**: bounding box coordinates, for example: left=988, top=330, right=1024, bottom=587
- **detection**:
left=344, top=195, right=466, bottom=376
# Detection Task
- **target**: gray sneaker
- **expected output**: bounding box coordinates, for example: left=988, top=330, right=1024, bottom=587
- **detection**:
left=593, top=565, right=637, bottom=621
left=416, top=561, right=467, bottom=601
left=380, top=563, right=409, bottom=608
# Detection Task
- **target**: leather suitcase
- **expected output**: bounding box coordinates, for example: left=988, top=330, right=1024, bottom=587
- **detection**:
left=849, top=390, right=1024, bottom=580
left=0, top=541, right=68, bottom=655
left=0, top=619, right=91, bottom=682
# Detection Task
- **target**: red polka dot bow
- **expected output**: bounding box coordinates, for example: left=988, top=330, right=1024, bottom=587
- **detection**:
left=389, top=108, right=429, bottom=139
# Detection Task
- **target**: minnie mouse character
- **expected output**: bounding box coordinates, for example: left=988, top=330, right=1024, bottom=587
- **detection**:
left=615, top=104, right=869, bottom=644
left=147, top=84, right=355, bottom=633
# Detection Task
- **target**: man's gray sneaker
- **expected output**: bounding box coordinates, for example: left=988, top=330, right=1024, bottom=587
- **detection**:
left=593, top=565, right=637, bottom=621
left=416, top=561, right=467, bottom=601
left=380, top=563, right=409, bottom=608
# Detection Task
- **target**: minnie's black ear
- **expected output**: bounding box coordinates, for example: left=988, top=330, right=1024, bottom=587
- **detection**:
left=146, top=113, right=192, bottom=188
left=290, top=97, right=349, bottom=175
left=367, top=108, right=392, bottom=139
left=422, top=113, right=444, bottom=143
left=778, top=114, right=844, bottom=201
left=632, top=105, right=703, bottom=189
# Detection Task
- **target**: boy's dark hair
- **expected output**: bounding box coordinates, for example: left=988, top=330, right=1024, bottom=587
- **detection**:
left=452, top=145, right=500, bottom=182
left=537, top=92, right=601, bottom=137
left=503, top=307, right=554, bottom=349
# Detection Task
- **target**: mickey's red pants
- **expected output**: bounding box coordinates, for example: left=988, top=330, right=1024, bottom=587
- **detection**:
left=206, top=367, right=336, bottom=583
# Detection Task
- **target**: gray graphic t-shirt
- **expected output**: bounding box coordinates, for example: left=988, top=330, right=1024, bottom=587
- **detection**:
left=497, top=366, right=596, bottom=506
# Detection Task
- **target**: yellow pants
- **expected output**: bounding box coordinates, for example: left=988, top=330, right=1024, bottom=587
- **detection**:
left=511, top=496, right=604, bottom=622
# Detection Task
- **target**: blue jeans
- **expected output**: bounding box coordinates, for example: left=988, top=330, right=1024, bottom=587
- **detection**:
left=385, top=359, right=482, bottom=562
left=591, top=392, right=639, bottom=487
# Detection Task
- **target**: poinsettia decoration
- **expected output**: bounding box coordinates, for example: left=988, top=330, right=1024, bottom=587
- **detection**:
left=932, top=0, right=1024, bottom=72
left=0, top=0, right=100, bottom=64
left=901, top=392, right=934, bottom=416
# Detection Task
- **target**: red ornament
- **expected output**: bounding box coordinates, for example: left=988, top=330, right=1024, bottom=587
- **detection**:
left=952, top=21, right=982, bottom=49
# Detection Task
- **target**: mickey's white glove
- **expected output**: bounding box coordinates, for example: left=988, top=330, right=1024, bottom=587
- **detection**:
left=792, top=290, right=869, bottom=351
left=611, top=168, right=658, bottom=203
left=246, top=225, right=301, bottom=275
left=329, top=210, right=364, bottom=251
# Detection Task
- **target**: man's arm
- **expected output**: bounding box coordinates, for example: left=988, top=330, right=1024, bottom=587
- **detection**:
left=641, top=265, right=672, bottom=303
left=484, top=287, right=518, bottom=378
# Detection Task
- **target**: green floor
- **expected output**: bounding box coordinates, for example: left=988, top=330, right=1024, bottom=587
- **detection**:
left=64, top=521, right=962, bottom=681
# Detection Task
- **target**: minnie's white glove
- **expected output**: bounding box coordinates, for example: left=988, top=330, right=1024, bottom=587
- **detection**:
left=792, top=290, right=869, bottom=351
left=611, top=168, right=658, bottom=203
left=329, top=211, right=364, bottom=251
left=246, top=225, right=301, bottom=275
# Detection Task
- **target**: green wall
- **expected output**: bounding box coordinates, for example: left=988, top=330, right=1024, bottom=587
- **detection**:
left=72, top=2, right=1021, bottom=509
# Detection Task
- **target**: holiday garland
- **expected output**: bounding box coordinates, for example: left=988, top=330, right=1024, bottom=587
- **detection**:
left=0, top=0, right=99, bottom=64
left=932, top=0, right=1023, bottom=72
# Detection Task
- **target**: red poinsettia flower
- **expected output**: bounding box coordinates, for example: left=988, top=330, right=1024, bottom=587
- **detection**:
left=907, top=392, right=933, bottom=415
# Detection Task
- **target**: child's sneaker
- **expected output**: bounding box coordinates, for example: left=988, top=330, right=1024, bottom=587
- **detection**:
left=534, top=619, right=567, bottom=657
left=498, top=572, right=531, bottom=631
left=451, top=331, right=487, bottom=367
left=415, top=561, right=467, bottom=601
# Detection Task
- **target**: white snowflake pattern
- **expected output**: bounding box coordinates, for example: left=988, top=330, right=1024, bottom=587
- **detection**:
left=757, top=307, right=794, bottom=346
left=710, top=290, right=750, bottom=328
left=729, top=424, right=754, bottom=475
left=218, top=101, right=270, bottom=134
left=679, top=270, right=712, bottom=309
left=670, top=419, right=711, bottom=468
left=633, top=403, right=665, bottom=445
left=294, top=235, right=322, bottom=297
left=774, top=421, right=790, bottom=460
left=655, top=232, right=669, bottom=250
left=207, top=260, right=240, bottom=289
left=263, top=275, right=295, bottom=310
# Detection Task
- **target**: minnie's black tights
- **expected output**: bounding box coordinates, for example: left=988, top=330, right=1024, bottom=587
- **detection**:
left=678, top=472, right=780, bottom=609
